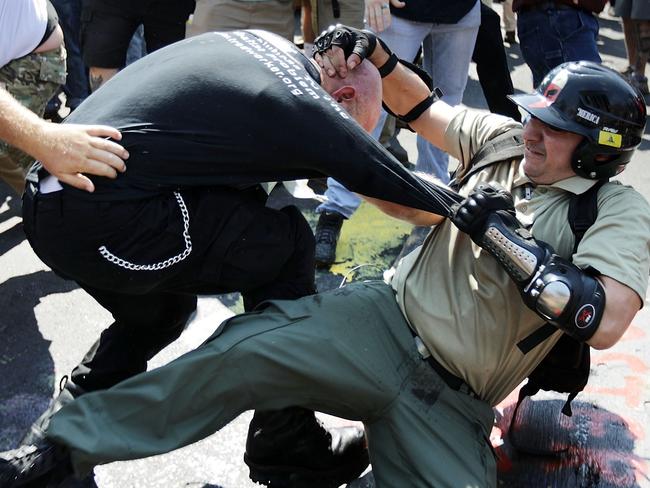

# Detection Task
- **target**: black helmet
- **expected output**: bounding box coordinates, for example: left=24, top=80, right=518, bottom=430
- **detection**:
left=509, top=61, right=647, bottom=179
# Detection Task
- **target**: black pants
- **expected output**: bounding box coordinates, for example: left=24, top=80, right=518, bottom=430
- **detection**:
left=80, top=0, right=196, bottom=67
left=23, top=185, right=316, bottom=391
left=472, top=3, right=521, bottom=122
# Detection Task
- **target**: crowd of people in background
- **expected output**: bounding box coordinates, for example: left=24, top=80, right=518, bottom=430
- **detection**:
left=1, top=0, right=648, bottom=210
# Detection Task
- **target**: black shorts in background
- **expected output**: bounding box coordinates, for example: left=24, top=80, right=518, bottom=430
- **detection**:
left=80, top=0, right=196, bottom=68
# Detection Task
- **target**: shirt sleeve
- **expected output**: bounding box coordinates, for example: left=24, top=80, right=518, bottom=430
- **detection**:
left=443, top=109, right=522, bottom=177
left=573, top=183, right=650, bottom=303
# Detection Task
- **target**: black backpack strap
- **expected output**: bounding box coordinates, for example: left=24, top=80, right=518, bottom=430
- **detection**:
left=450, top=129, right=524, bottom=190
left=516, top=179, right=607, bottom=354
left=568, top=179, right=607, bottom=254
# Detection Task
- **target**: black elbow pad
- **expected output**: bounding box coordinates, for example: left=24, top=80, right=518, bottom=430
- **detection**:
left=523, top=255, right=606, bottom=342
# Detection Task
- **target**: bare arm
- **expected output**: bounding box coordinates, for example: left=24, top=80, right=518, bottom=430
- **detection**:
left=362, top=195, right=445, bottom=226
left=361, top=171, right=448, bottom=226
left=588, top=276, right=642, bottom=350
left=0, top=88, right=128, bottom=192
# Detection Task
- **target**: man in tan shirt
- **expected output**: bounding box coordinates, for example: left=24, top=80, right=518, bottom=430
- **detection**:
left=2, top=27, right=649, bottom=488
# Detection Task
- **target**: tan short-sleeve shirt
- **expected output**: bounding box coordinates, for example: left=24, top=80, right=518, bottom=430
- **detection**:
left=391, top=109, right=650, bottom=406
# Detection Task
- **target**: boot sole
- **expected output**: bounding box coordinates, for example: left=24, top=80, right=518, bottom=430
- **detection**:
left=244, top=452, right=369, bottom=488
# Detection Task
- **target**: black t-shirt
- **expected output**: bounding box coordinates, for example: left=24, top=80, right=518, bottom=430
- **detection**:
left=62, top=30, right=452, bottom=214
left=391, top=0, right=477, bottom=24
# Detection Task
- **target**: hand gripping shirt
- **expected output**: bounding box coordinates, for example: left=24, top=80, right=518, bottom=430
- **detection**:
left=55, top=30, right=448, bottom=216
left=391, top=109, right=650, bottom=406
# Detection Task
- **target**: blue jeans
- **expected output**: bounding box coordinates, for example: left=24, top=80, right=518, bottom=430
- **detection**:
left=518, top=7, right=601, bottom=87
left=318, top=3, right=480, bottom=216
left=51, top=0, right=89, bottom=109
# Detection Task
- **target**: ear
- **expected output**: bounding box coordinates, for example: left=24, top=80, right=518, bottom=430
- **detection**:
left=331, top=85, right=356, bottom=103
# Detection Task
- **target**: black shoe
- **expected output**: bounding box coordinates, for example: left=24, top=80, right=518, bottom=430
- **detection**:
left=504, top=30, right=517, bottom=44
left=244, top=409, right=368, bottom=488
left=21, top=377, right=85, bottom=446
left=314, top=211, right=344, bottom=268
left=0, top=440, right=72, bottom=487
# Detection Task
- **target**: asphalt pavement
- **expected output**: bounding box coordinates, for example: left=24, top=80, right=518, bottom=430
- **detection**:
left=1, top=6, right=649, bottom=487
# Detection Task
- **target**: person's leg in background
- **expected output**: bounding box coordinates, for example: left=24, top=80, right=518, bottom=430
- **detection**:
left=418, top=0, right=480, bottom=179
left=502, top=0, right=517, bottom=44
left=81, top=0, right=140, bottom=91
left=50, top=0, right=90, bottom=111
left=125, top=25, right=147, bottom=66
left=472, top=2, right=521, bottom=121
left=555, top=9, right=601, bottom=64
left=141, top=0, right=195, bottom=52
left=188, top=0, right=294, bottom=40
left=617, top=0, right=650, bottom=97
left=517, top=6, right=601, bottom=87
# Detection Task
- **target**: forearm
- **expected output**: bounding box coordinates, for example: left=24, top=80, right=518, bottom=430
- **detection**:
left=367, top=45, right=459, bottom=153
left=367, top=45, right=430, bottom=120
left=0, top=88, right=48, bottom=158
left=362, top=195, right=444, bottom=226
left=587, top=275, right=641, bottom=349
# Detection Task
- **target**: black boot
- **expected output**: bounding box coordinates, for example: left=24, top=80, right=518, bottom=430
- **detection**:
left=0, top=440, right=72, bottom=487
left=314, top=212, right=345, bottom=268
left=244, top=407, right=369, bottom=488
left=21, top=377, right=85, bottom=447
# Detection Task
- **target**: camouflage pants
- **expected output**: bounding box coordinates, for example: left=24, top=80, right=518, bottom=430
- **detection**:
left=0, top=45, right=66, bottom=194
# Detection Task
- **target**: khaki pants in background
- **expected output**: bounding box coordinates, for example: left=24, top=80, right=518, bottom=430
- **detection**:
left=311, top=0, right=364, bottom=34
left=188, top=0, right=296, bottom=41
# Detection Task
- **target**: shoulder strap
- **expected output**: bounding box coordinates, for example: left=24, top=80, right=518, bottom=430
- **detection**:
left=450, top=128, right=524, bottom=190
left=516, top=179, right=607, bottom=355
left=568, top=179, right=607, bottom=254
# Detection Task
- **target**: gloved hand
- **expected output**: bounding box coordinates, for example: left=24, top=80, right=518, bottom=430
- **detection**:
left=313, top=24, right=378, bottom=62
left=451, top=182, right=516, bottom=242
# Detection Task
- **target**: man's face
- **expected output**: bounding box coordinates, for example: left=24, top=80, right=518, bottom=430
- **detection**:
left=522, top=116, right=583, bottom=184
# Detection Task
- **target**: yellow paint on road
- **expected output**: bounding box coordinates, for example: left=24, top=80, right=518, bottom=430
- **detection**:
left=330, top=202, right=413, bottom=280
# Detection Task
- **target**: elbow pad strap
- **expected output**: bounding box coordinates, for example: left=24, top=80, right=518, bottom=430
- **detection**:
left=478, top=212, right=604, bottom=342
left=377, top=53, right=399, bottom=78
left=399, top=88, right=442, bottom=123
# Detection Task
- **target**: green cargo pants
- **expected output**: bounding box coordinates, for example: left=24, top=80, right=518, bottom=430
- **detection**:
left=48, top=281, right=496, bottom=487
left=0, top=45, right=66, bottom=194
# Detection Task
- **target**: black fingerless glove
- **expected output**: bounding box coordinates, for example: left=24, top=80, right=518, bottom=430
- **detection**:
left=451, top=182, right=516, bottom=243
left=313, top=24, right=379, bottom=61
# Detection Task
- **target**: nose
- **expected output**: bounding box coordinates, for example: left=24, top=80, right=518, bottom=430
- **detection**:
left=523, top=115, right=543, bottom=142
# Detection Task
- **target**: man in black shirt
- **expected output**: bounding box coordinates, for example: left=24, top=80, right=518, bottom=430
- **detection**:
left=20, top=29, right=441, bottom=488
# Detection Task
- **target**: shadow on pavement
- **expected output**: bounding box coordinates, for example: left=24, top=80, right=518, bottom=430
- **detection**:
left=497, top=399, right=646, bottom=488
left=0, top=270, right=77, bottom=450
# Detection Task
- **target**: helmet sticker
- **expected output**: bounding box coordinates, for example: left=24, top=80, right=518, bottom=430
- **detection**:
left=598, top=131, right=622, bottom=148
left=575, top=304, right=596, bottom=329
left=577, top=108, right=600, bottom=124
left=530, top=70, right=570, bottom=108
